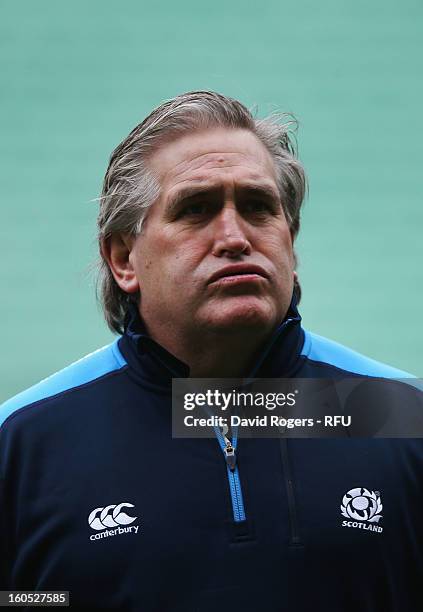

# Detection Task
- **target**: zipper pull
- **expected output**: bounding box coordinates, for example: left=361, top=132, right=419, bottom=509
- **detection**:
left=223, top=438, right=236, bottom=471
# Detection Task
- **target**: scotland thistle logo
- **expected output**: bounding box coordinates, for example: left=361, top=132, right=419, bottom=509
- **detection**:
left=341, top=488, right=383, bottom=532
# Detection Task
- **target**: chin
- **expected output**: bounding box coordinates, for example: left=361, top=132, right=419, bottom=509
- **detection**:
left=204, top=301, right=278, bottom=333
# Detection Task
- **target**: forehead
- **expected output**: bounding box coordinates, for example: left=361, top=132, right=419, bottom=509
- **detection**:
left=147, top=127, right=279, bottom=194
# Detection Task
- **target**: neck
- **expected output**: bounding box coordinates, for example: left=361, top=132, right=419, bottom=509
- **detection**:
left=187, top=330, right=274, bottom=378
left=142, top=317, right=277, bottom=378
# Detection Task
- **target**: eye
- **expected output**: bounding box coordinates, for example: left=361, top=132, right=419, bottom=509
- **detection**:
left=244, top=200, right=272, bottom=214
left=179, top=202, right=209, bottom=217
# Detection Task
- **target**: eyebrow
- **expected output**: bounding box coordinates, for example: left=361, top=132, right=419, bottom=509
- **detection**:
left=165, top=181, right=280, bottom=213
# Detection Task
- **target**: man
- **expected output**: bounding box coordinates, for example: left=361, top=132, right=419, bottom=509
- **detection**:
left=1, top=91, right=422, bottom=611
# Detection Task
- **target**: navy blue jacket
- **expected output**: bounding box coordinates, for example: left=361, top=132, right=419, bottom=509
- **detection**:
left=1, top=300, right=422, bottom=611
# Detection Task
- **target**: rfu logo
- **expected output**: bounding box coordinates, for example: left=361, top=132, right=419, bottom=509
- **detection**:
left=341, top=488, right=383, bottom=533
left=88, top=502, right=137, bottom=531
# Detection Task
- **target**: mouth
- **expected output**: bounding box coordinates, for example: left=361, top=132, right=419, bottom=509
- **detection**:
left=208, top=264, right=269, bottom=285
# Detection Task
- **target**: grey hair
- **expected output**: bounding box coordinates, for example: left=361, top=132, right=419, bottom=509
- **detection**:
left=97, top=90, right=307, bottom=334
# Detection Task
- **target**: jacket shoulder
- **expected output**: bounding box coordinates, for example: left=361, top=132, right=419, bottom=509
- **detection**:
left=301, top=330, right=416, bottom=379
left=0, top=339, right=127, bottom=428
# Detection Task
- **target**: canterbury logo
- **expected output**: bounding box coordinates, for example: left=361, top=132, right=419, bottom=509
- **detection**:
left=88, top=502, right=137, bottom=531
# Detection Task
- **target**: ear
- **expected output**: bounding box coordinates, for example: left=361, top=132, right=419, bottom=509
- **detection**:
left=101, top=233, right=140, bottom=294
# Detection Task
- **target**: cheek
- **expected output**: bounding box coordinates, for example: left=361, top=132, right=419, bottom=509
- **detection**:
left=162, top=231, right=208, bottom=269
left=130, top=245, right=153, bottom=279
left=264, top=228, right=294, bottom=265
left=136, top=239, right=204, bottom=286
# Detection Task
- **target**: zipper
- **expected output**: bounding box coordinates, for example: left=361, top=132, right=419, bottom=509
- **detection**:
left=214, top=423, right=246, bottom=522
left=279, top=438, right=301, bottom=545
left=203, top=313, right=298, bottom=525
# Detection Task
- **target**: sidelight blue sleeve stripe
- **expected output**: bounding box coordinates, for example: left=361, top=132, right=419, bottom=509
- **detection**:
left=0, top=339, right=127, bottom=428
left=301, top=330, right=415, bottom=379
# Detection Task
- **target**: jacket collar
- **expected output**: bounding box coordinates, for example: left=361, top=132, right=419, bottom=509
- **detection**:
left=118, top=292, right=304, bottom=388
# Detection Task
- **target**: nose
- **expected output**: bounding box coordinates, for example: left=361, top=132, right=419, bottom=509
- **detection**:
left=211, top=204, right=251, bottom=258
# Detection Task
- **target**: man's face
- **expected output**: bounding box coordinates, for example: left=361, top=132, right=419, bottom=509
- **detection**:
left=129, top=127, right=295, bottom=339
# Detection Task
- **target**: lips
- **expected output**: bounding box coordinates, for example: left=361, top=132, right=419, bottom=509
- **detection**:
left=208, top=264, right=269, bottom=284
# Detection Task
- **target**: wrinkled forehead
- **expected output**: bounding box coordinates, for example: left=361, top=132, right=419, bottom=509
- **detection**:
left=147, top=127, right=279, bottom=192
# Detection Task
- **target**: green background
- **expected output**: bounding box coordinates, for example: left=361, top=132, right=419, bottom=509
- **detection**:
left=1, top=0, right=422, bottom=402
